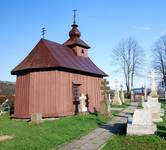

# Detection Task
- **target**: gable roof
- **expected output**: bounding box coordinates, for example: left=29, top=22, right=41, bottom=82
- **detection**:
left=11, top=39, right=107, bottom=77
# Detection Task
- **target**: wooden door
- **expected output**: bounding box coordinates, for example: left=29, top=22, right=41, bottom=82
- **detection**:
left=72, top=84, right=81, bottom=115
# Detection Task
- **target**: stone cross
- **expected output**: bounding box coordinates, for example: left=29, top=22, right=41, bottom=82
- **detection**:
left=144, top=84, right=147, bottom=101
left=79, top=93, right=87, bottom=112
left=106, top=99, right=111, bottom=113
left=115, top=80, right=120, bottom=91
left=120, top=84, right=125, bottom=103
left=149, top=69, right=158, bottom=97
left=108, top=92, right=111, bottom=103
left=112, top=80, right=122, bottom=105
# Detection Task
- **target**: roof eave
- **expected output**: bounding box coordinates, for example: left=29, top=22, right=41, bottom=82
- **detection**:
left=11, top=66, right=107, bottom=77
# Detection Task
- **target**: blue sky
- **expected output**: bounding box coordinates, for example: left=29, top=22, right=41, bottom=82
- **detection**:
left=0, top=0, right=166, bottom=88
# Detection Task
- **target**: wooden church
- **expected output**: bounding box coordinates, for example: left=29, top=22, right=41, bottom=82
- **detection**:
left=11, top=16, right=107, bottom=118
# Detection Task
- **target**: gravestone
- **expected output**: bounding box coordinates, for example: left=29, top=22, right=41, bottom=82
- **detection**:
left=149, top=69, right=158, bottom=97
left=31, top=113, right=42, bottom=124
left=127, top=108, right=157, bottom=135
left=144, top=84, right=147, bottom=101
left=142, top=69, right=163, bottom=122
left=108, top=93, right=111, bottom=103
left=120, top=84, right=125, bottom=103
left=143, top=97, right=162, bottom=122
left=78, top=93, right=87, bottom=112
left=131, top=89, right=134, bottom=101
left=112, top=80, right=122, bottom=105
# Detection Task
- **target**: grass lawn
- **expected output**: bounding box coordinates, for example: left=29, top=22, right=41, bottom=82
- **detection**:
left=0, top=114, right=109, bottom=150
left=111, top=100, right=131, bottom=116
left=111, top=99, right=131, bottom=108
left=0, top=100, right=131, bottom=150
left=102, top=101, right=166, bottom=150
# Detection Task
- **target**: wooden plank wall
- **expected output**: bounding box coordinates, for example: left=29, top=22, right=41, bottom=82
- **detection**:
left=15, top=70, right=103, bottom=118
left=14, top=74, right=30, bottom=118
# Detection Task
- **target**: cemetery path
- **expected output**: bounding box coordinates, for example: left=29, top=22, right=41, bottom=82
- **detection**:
left=58, top=102, right=139, bottom=150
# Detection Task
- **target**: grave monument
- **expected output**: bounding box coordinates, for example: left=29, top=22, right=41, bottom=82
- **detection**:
left=120, top=84, right=125, bottom=103
left=127, top=108, right=157, bottom=135
left=112, top=80, right=122, bottom=105
left=142, top=69, right=163, bottom=122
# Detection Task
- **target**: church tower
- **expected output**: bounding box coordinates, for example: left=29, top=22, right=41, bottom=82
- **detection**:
left=64, top=10, right=90, bottom=57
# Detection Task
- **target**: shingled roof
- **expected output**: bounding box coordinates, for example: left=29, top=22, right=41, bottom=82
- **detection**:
left=11, top=39, right=107, bottom=77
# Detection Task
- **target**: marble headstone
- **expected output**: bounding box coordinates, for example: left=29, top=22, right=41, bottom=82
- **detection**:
left=142, top=69, right=163, bottom=122
left=127, top=108, right=157, bottom=135
left=112, top=80, right=122, bottom=105
left=149, top=69, right=158, bottom=97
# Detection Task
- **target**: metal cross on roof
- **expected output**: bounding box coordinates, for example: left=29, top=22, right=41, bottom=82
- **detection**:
left=73, top=9, right=77, bottom=24
left=41, top=27, right=46, bottom=39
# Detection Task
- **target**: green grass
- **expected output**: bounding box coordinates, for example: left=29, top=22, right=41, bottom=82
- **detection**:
left=102, top=135, right=166, bottom=150
left=102, top=102, right=166, bottom=150
left=156, top=102, right=166, bottom=139
left=0, top=114, right=109, bottom=150
left=111, top=101, right=131, bottom=108
left=111, top=101, right=131, bottom=116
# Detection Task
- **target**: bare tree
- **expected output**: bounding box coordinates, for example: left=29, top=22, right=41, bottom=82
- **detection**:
left=112, top=37, right=144, bottom=97
left=152, top=35, right=166, bottom=92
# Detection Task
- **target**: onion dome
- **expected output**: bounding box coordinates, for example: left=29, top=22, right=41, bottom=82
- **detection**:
left=69, top=24, right=81, bottom=38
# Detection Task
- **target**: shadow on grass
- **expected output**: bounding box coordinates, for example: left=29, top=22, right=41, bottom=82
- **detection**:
left=123, top=103, right=130, bottom=107
left=113, top=114, right=128, bottom=119
left=157, top=125, right=166, bottom=131
left=159, top=99, right=166, bottom=103
left=88, top=111, right=98, bottom=116
left=95, top=118, right=107, bottom=126
left=156, top=130, right=166, bottom=139
left=156, top=125, right=166, bottom=139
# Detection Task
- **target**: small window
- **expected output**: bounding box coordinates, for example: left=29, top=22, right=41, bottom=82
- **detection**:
left=81, top=49, right=84, bottom=54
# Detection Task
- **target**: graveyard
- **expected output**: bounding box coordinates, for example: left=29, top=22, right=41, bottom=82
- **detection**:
left=1, top=1, right=166, bottom=150
left=102, top=101, right=166, bottom=150
left=0, top=98, right=132, bottom=150
left=0, top=99, right=166, bottom=150
left=102, top=70, right=166, bottom=150
left=0, top=36, right=166, bottom=150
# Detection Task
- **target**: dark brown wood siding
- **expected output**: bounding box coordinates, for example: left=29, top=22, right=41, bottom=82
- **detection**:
left=14, top=70, right=103, bottom=118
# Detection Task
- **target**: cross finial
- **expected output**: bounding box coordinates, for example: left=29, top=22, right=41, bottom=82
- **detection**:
left=41, top=27, right=46, bottom=39
left=73, top=9, right=77, bottom=24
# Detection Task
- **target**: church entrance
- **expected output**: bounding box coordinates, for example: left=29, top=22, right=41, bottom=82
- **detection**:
left=72, top=83, right=81, bottom=115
